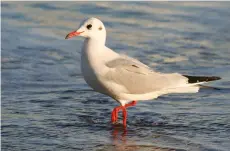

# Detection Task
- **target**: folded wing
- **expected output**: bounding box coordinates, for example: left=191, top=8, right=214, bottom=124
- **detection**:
left=105, top=56, right=190, bottom=94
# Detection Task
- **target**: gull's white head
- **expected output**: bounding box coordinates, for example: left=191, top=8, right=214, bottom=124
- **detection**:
left=65, top=17, right=106, bottom=42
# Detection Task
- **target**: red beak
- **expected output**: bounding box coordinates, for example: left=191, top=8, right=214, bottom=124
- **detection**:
left=65, top=31, right=84, bottom=39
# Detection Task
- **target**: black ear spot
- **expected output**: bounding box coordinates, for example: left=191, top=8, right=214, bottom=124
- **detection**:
left=132, top=65, right=139, bottom=68
left=99, top=26, right=102, bottom=30
left=87, top=24, right=92, bottom=30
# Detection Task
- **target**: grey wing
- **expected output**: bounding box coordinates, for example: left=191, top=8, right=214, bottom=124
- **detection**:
left=106, top=54, right=150, bottom=69
left=105, top=57, right=188, bottom=94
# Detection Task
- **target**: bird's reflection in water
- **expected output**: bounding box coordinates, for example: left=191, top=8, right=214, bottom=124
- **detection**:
left=110, top=123, right=177, bottom=151
left=110, top=123, right=139, bottom=151
left=111, top=123, right=127, bottom=143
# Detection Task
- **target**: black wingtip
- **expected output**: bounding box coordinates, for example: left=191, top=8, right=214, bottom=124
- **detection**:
left=183, top=75, right=221, bottom=83
left=213, top=76, right=221, bottom=80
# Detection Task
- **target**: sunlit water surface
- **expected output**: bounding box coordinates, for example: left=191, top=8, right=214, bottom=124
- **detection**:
left=2, top=2, right=230, bottom=151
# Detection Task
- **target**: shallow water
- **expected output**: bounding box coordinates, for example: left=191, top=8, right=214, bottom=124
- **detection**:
left=1, top=2, right=230, bottom=151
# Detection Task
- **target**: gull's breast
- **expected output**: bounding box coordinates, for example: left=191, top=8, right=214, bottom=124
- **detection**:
left=81, top=52, right=109, bottom=95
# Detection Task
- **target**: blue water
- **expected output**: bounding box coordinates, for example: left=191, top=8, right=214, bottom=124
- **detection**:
left=2, top=2, right=230, bottom=151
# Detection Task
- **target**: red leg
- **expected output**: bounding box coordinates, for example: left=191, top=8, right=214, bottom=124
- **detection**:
left=122, top=107, right=127, bottom=127
left=111, top=101, right=137, bottom=126
left=111, top=108, right=116, bottom=123
left=124, top=101, right=137, bottom=108
left=111, top=106, right=123, bottom=123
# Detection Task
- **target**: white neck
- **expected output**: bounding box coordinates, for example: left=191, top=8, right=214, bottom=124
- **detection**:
left=83, top=38, right=105, bottom=56
left=81, top=38, right=106, bottom=73
left=81, top=38, right=118, bottom=75
left=89, top=33, right=106, bottom=45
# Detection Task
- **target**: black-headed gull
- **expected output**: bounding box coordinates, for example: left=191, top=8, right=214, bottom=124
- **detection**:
left=65, top=17, right=221, bottom=127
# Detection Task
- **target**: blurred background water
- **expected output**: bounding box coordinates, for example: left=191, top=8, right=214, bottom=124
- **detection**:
left=1, top=2, right=230, bottom=151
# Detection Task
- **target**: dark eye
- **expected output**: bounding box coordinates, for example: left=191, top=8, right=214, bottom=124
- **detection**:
left=86, top=24, right=92, bottom=30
